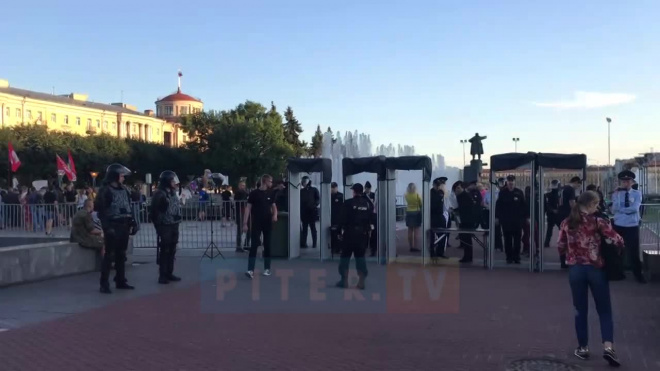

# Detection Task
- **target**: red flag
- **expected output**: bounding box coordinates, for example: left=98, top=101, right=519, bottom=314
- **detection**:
left=8, top=142, right=20, bottom=172
left=67, top=149, right=77, bottom=181
left=56, top=154, right=75, bottom=181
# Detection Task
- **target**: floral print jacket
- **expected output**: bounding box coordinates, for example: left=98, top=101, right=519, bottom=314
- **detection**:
left=557, top=212, right=624, bottom=268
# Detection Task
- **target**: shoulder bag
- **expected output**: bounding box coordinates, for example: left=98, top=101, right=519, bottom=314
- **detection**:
left=594, top=216, right=625, bottom=281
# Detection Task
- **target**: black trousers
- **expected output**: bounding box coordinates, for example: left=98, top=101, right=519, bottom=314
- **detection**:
left=459, top=222, right=476, bottom=261
left=248, top=223, right=272, bottom=271
left=156, top=223, right=180, bottom=278
left=301, top=210, right=317, bottom=247
left=100, top=222, right=130, bottom=287
left=544, top=214, right=560, bottom=246
left=330, top=225, right=342, bottom=254
left=430, top=214, right=450, bottom=257
left=613, top=225, right=643, bottom=279
left=338, top=230, right=369, bottom=280
left=503, top=228, right=522, bottom=262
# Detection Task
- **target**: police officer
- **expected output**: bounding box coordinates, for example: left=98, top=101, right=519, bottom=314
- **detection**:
left=611, top=170, right=646, bottom=284
left=336, top=183, right=374, bottom=290
left=455, top=181, right=482, bottom=263
left=300, top=176, right=319, bottom=248
left=543, top=179, right=561, bottom=247
left=364, top=181, right=377, bottom=256
left=330, top=182, right=344, bottom=255
left=151, top=171, right=183, bottom=284
left=95, top=163, right=139, bottom=294
left=495, top=175, right=527, bottom=264
left=430, top=177, right=450, bottom=260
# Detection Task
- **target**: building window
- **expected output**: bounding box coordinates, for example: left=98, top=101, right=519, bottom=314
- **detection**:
left=156, top=106, right=161, bottom=117
left=180, top=106, right=188, bottom=115
left=16, top=108, right=21, bottom=118
left=38, top=111, right=42, bottom=120
left=103, top=121, right=108, bottom=130
left=132, top=124, right=137, bottom=133
left=76, top=117, right=81, bottom=125
left=27, top=110, right=32, bottom=120
left=65, top=115, right=69, bottom=124
left=164, top=105, right=173, bottom=116
left=96, top=119, right=100, bottom=128
left=51, top=113, right=57, bottom=123
left=112, top=122, right=116, bottom=130
left=4, top=107, right=9, bottom=117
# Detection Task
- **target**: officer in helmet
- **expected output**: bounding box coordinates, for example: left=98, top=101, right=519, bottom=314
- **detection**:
left=94, top=163, right=139, bottom=293
left=150, top=170, right=183, bottom=284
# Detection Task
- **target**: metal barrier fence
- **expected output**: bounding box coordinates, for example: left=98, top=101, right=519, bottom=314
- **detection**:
left=1, top=201, right=658, bottom=254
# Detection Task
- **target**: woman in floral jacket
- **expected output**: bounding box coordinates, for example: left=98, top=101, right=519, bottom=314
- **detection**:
left=557, top=190, right=624, bottom=367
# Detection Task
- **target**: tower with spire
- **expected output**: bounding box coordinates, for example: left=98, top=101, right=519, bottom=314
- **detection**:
left=155, top=70, right=203, bottom=119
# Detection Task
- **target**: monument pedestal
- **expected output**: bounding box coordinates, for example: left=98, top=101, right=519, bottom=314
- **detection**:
left=463, top=159, right=483, bottom=183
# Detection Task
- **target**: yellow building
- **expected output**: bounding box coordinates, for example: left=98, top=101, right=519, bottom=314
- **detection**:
left=0, top=75, right=203, bottom=147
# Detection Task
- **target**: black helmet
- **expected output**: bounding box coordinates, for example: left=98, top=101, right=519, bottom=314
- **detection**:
left=158, top=170, right=180, bottom=190
left=103, top=163, right=131, bottom=184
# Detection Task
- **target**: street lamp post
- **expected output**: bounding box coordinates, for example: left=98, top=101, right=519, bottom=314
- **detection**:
left=606, top=117, right=612, bottom=166
left=512, top=137, right=520, bottom=152
left=90, top=171, right=98, bottom=188
left=460, top=139, right=468, bottom=167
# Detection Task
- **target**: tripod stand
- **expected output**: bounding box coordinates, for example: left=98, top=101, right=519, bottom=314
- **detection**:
left=202, top=196, right=225, bottom=261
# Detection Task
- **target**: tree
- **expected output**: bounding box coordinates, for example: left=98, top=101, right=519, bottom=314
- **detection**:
left=310, top=125, right=324, bottom=158
left=282, top=106, right=305, bottom=157
left=326, top=126, right=336, bottom=144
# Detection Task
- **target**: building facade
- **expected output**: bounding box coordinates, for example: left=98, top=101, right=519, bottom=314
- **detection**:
left=0, top=77, right=202, bottom=147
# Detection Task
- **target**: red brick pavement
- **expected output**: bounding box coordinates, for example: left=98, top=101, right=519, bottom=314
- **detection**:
left=0, top=266, right=658, bottom=371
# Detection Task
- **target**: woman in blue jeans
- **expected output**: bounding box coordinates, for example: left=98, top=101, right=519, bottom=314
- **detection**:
left=557, top=190, right=624, bottom=367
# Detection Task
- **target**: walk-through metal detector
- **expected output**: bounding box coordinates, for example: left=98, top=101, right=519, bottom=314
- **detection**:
left=537, top=153, right=587, bottom=272
left=488, top=152, right=537, bottom=271
left=286, top=157, right=332, bottom=260
left=384, top=156, right=433, bottom=265
left=342, top=156, right=388, bottom=264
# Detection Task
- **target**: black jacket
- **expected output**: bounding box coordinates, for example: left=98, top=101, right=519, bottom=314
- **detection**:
left=430, top=188, right=445, bottom=226
left=300, top=185, right=319, bottom=212
left=331, top=192, right=344, bottom=226
left=457, top=189, right=482, bottom=227
left=496, top=187, right=527, bottom=230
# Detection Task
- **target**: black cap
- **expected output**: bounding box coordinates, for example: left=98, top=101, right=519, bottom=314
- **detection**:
left=570, top=176, right=582, bottom=184
left=451, top=181, right=463, bottom=192
left=331, top=182, right=338, bottom=188
left=433, top=177, right=448, bottom=186
left=551, top=179, right=559, bottom=185
left=365, top=181, right=372, bottom=188
left=506, top=175, right=515, bottom=181
left=350, top=183, right=364, bottom=193
left=618, top=170, right=635, bottom=180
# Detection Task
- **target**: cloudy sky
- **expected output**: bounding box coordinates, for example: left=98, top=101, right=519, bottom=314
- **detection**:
left=1, top=0, right=658, bottom=167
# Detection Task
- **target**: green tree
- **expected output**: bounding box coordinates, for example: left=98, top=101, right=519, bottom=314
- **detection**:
left=310, top=125, right=324, bottom=157
left=283, top=106, right=304, bottom=157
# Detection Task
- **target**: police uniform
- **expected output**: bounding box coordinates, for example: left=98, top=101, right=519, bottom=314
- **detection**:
left=456, top=181, right=482, bottom=263
left=337, top=183, right=374, bottom=290
left=430, top=177, right=450, bottom=259
left=611, top=170, right=646, bottom=283
left=330, top=182, right=344, bottom=255
left=94, top=163, right=139, bottom=293
left=151, top=171, right=183, bottom=284
left=495, top=175, right=527, bottom=264
left=543, top=180, right=561, bottom=247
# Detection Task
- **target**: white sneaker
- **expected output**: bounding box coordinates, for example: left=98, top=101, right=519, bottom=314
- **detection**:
left=262, top=269, right=271, bottom=276
left=245, top=270, right=254, bottom=279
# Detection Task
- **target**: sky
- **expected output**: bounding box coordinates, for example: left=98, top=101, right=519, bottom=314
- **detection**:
left=1, top=0, right=659, bottom=168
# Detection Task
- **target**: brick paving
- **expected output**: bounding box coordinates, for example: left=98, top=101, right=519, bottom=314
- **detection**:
left=0, top=257, right=658, bottom=371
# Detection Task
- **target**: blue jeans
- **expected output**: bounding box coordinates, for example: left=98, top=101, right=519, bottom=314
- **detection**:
left=569, top=264, right=614, bottom=347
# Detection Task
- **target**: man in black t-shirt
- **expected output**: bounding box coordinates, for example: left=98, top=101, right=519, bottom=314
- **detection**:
left=43, top=186, right=58, bottom=235
left=243, top=174, right=277, bottom=278
left=557, top=176, right=581, bottom=268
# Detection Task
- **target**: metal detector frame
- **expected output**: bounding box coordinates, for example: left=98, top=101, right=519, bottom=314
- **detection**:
left=286, top=158, right=333, bottom=261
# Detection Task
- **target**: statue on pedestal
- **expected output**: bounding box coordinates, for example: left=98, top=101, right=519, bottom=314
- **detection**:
left=469, top=133, right=487, bottom=161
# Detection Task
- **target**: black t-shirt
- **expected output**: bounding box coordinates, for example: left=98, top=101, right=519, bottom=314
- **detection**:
left=221, top=190, right=232, bottom=201
left=248, top=189, right=274, bottom=225
left=558, top=185, right=576, bottom=218
left=64, top=190, right=77, bottom=203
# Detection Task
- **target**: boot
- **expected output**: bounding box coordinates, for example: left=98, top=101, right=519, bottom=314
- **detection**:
left=335, top=278, right=347, bottom=288
left=99, top=282, right=112, bottom=294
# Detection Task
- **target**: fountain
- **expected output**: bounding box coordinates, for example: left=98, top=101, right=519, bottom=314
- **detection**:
left=320, top=130, right=461, bottom=198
